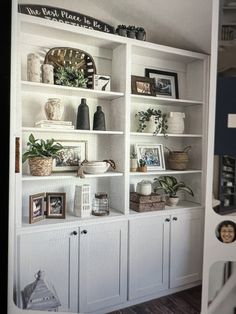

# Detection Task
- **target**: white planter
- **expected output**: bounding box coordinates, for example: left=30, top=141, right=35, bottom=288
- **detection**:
left=167, top=112, right=185, bottom=134
left=130, top=159, right=138, bottom=172
left=167, top=196, right=179, bottom=206
left=44, top=98, right=64, bottom=120
left=145, top=116, right=162, bottom=134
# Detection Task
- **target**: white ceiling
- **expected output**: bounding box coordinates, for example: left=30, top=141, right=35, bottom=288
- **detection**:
left=18, top=0, right=214, bottom=54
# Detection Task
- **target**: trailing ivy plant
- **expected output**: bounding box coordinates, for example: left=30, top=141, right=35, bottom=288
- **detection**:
left=54, top=65, right=88, bottom=88
left=135, top=108, right=168, bottom=135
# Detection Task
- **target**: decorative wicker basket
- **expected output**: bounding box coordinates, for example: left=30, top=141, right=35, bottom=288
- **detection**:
left=165, top=146, right=191, bottom=170
left=28, top=157, right=53, bottom=176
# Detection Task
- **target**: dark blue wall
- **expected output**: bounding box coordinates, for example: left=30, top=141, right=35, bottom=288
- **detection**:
left=214, top=77, right=236, bottom=155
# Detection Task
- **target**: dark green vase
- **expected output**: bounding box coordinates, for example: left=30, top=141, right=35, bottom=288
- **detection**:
left=93, top=106, right=106, bottom=131
left=76, top=98, right=90, bottom=130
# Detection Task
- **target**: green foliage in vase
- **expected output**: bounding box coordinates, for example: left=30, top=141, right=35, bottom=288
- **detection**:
left=22, top=133, right=64, bottom=163
left=139, top=159, right=146, bottom=167
left=135, top=108, right=168, bottom=135
left=54, top=65, right=88, bottom=88
left=153, top=176, right=194, bottom=198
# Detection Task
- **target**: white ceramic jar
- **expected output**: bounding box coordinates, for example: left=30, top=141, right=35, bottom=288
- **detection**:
left=44, top=98, right=64, bottom=120
left=27, top=53, right=41, bottom=82
left=136, top=180, right=152, bottom=195
left=42, top=64, right=54, bottom=84
left=167, top=112, right=185, bottom=134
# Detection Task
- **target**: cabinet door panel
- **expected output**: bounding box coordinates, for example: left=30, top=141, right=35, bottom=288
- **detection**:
left=79, top=220, right=127, bottom=313
left=129, top=216, right=169, bottom=300
left=170, top=211, right=203, bottom=288
left=18, top=228, right=79, bottom=312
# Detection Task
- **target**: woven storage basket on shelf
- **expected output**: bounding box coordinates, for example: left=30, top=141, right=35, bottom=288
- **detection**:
left=166, top=146, right=191, bottom=170
left=28, top=157, right=53, bottom=176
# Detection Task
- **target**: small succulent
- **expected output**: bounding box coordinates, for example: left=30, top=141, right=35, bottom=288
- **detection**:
left=116, top=24, right=127, bottom=30
left=136, top=27, right=145, bottom=32
left=139, top=159, right=146, bottom=167
left=130, top=151, right=138, bottom=159
left=127, top=25, right=136, bottom=31
left=54, top=65, right=88, bottom=88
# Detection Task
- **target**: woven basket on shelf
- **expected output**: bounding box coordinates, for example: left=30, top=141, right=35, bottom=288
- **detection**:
left=165, top=146, right=191, bottom=170
left=28, top=157, right=53, bottom=176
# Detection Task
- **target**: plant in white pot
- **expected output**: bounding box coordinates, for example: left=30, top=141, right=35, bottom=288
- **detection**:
left=135, top=108, right=168, bottom=135
left=153, top=175, right=194, bottom=206
left=130, top=151, right=138, bottom=172
left=22, top=133, right=63, bottom=176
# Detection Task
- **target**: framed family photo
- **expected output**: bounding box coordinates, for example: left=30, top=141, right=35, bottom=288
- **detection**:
left=145, top=68, right=179, bottom=99
left=46, top=192, right=66, bottom=218
left=135, top=143, right=166, bottom=171
left=53, top=140, right=87, bottom=172
left=29, top=193, right=45, bottom=224
left=131, top=75, right=156, bottom=96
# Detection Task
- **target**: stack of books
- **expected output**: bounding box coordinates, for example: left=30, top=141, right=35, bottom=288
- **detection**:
left=35, top=120, right=74, bottom=130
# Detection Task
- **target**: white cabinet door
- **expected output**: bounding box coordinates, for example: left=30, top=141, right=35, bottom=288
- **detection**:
left=128, top=215, right=170, bottom=300
left=79, top=220, right=128, bottom=313
left=18, top=228, right=79, bottom=312
left=170, top=210, right=204, bottom=288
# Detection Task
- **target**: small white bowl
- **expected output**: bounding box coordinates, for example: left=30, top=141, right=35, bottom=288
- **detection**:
left=83, top=161, right=110, bottom=174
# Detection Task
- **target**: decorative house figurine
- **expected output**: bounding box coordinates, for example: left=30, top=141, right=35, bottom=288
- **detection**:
left=21, top=270, right=61, bottom=311
left=74, top=184, right=91, bottom=217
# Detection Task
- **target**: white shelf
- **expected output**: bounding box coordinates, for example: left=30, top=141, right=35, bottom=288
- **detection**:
left=131, top=94, right=203, bottom=106
left=21, top=81, right=124, bottom=100
left=20, top=208, right=125, bottom=231
left=22, top=127, right=124, bottom=135
left=22, top=171, right=124, bottom=181
left=130, top=132, right=202, bottom=138
left=129, top=169, right=202, bottom=176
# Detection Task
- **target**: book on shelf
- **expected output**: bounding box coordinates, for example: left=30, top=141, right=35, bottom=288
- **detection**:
left=35, top=120, right=72, bottom=126
left=36, top=124, right=75, bottom=129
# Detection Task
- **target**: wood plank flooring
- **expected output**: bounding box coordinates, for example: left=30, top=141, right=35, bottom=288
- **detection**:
left=109, top=285, right=202, bottom=314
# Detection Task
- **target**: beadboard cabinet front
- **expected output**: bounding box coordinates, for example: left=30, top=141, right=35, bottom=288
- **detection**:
left=79, top=220, right=128, bottom=313
left=17, top=227, right=79, bottom=312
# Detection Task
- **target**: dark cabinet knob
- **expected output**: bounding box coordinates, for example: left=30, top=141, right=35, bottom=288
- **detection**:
left=165, top=218, right=170, bottom=222
left=72, top=231, right=77, bottom=235
left=81, top=230, right=88, bottom=234
left=173, top=217, right=178, bottom=221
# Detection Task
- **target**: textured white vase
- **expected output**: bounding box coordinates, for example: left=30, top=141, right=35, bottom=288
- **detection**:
left=145, top=116, right=162, bottom=133
left=44, top=98, right=64, bottom=120
left=27, top=53, right=41, bottom=83
left=167, top=112, right=185, bottom=134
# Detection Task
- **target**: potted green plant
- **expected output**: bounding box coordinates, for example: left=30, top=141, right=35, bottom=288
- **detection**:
left=130, top=151, right=138, bottom=172
left=136, top=27, right=146, bottom=40
left=135, top=108, right=168, bottom=135
left=22, top=133, right=64, bottom=176
left=54, top=65, right=88, bottom=88
left=138, top=159, right=147, bottom=172
left=115, top=24, right=127, bottom=37
left=127, top=25, right=136, bottom=38
left=153, top=175, right=194, bottom=206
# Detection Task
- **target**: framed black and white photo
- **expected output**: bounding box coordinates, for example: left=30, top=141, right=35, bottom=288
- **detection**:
left=145, top=68, right=179, bottom=99
left=93, top=74, right=111, bottom=91
left=135, top=143, right=166, bottom=171
left=29, top=193, right=45, bottom=224
left=53, top=140, right=87, bottom=172
left=46, top=193, right=66, bottom=218
left=131, top=75, right=156, bottom=96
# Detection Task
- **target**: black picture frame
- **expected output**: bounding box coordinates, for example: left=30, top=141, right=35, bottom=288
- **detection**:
left=145, top=68, right=179, bottom=99
left=131, top=75, right=156, bottom=96
left=46, top=192, right=66, bottom=219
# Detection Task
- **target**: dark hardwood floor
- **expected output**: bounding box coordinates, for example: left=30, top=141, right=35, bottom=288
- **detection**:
left=109, top=285, right=202, bottom=314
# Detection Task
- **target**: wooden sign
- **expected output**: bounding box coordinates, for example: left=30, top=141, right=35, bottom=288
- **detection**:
left=18, top=4, right=115, bottom=34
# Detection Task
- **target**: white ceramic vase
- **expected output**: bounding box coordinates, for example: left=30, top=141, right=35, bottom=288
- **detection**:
left=145, top=116, right=162, bottom=133
left=167, top=112, right=185, bottom=134
left=44, top=98, right=64, bottom=120
left=167, top=196, right=179, bottom=206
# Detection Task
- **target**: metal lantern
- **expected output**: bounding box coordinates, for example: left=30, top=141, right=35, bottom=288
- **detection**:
left=21, top=270, right=61, bottom=311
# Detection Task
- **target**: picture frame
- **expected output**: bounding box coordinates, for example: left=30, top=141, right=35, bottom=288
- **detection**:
left=52, top=140, right=87, bottom=172
left=93, top=74, right=111, bottom=91
left=131, top=75, right=156, bottom=96
left=145, top=68, right=179, bottom=99
left=29, top=193, right=45, bottom=224
left=135, top=143, right=166, bottom=171
left=46, top=192, right=66, bottom=219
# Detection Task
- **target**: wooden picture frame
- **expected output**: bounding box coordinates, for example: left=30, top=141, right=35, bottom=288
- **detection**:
left=46, top=192, right=66, bottom=219
left=145, top=68, right=179, bottom=99
left=135, top=143, right=166, bottom=171
left=131, top=75, right=156, bottom=96
left=29, top=193, right=45, bottom=224
left=52, top=140, right=87, bottom=172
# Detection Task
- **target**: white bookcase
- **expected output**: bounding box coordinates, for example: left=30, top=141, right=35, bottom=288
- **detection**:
left=10, top=11, right=210, bottom=314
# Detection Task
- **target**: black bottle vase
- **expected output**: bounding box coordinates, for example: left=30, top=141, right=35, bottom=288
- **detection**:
left=76, top=98, right=90, bottom=130
left=93, top=106, right=106, bottom=131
